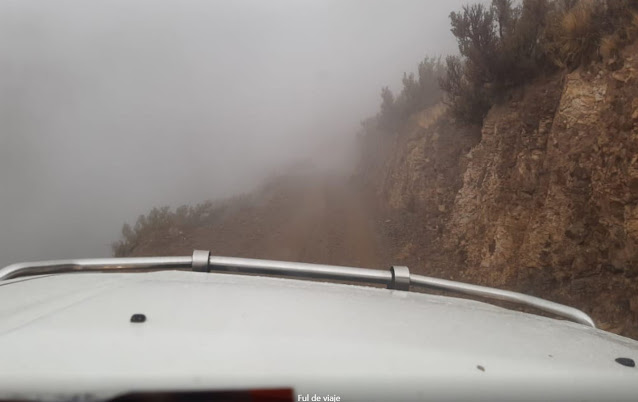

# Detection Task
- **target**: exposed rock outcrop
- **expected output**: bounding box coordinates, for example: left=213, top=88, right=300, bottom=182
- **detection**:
left=361, top=43, right=638, bottom=338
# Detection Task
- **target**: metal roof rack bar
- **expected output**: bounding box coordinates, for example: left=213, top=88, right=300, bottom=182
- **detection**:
left=0, top=250, right=595, bottom=328
left=409, top=275, right=595, bottom=328
left=205, top=255, right=392, bottom=284
left=203, top=254, right=595, bottom=328
left=0, top=256, right=192, bottom=280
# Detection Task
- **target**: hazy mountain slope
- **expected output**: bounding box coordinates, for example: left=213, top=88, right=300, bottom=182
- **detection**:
left=123, top=173, right=390, bottom=270
left=116, top=40, right=638, bottom=340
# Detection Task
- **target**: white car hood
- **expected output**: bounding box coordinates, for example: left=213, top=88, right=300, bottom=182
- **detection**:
left=0, top=270, right=636, bottom=401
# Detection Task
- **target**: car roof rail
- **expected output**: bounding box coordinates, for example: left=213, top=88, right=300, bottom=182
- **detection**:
left=0, top=249, right=595, bottom=328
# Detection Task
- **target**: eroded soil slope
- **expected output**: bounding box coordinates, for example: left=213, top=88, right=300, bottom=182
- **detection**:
left=127, top=174, right=390, bottom=270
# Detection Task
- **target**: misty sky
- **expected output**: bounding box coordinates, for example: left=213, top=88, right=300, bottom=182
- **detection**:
left=0, top=0, right=466, bottom=266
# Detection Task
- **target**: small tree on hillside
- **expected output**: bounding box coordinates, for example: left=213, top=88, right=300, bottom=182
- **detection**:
left=396, top=56, right=446, bottom=119
left=494, top=0, right=552, bottom=87
left=493, top=0, right=519, bottom=38
left=442, top=0, right=555, bottom=123
left=378, top=86, right=399, bottom=131
left=450, top=3, right=499, bottom=85
left=416, top=56, right=445, bottom=109
left=439, top=55, right=492, bottom=124
left=398, top=72, right=420, bottom=118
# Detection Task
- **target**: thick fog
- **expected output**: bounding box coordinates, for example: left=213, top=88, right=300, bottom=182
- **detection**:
left=0, top=0, right=463, bottom=266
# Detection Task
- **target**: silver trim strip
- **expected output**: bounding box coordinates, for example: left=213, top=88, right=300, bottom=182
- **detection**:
left=0, top=251, right=595, bottom=328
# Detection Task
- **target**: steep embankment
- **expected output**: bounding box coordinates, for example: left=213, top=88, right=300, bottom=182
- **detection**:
left=446, top=47, right=638, bottom=337
left=355, top=104, right=481, bottom=279
left=363, top=43, right=638, bottom=338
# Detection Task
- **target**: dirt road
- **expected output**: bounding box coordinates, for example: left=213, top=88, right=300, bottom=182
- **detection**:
left=129, top=173, right=390, bottom=269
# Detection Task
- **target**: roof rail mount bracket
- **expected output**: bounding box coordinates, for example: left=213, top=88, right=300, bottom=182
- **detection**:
left=192, top=250, right=211, bottom=272
left=388, top=265, right=410, bottom=291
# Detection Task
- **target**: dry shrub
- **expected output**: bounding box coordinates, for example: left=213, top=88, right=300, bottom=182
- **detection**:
left=544, top=0, right=638, bottom=69
left=440, top=0, right=638, bottom=125
left=439, top=55, right=493, bottom=124
left=629, top=11, right=638, bottom=44
left=544, top=0, right=603, bottom=68
left=110, top=201, right=227, bottom=257
left=600, top=1, right=638, bottom=48
left=377, top=57, right=445, bottom=132
left=599, top=34, right=620, bottom=63
left=562, top=1, right=594, bottom=35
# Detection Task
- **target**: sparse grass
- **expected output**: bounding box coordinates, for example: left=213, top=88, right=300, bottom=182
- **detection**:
left=545, top=0, right=638, bottom=68
left=562, top=2, right=594, bottom=34
left=544, top=0, right=602, bottom=68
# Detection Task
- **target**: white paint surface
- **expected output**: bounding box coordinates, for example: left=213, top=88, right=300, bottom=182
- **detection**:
left=0, top=271, right=637, bottom=401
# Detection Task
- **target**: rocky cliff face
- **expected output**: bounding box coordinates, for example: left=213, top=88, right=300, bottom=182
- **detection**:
left=363, top=43, right=638, bottom=338
left=355, top=103, right=481, bottom=278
